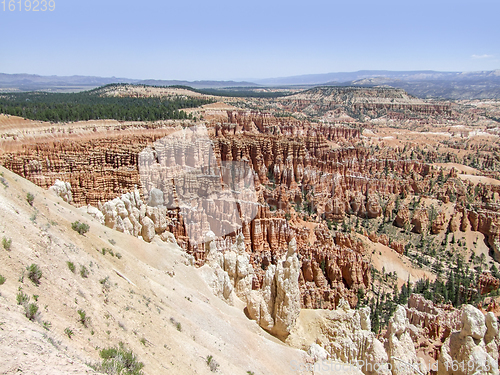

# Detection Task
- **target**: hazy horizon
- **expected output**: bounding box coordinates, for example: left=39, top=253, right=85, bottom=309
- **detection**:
left=1, top=0, right=499, bottom=81
left=2, top=68, right=500, bottom=84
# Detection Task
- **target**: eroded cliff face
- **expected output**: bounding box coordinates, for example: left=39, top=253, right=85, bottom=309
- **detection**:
left=275, top=86, right=453, bottom=119
left=0, top=118, right=372, bottom=309
left=0, top=129, right=176, bottom=206
left=1, top=101, right=500, bottom=316
left=3, top=113, right=500, bottom=309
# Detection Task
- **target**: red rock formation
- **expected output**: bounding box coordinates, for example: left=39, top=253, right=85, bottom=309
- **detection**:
left=391, top=241, right=405, bottom=255
left=296, top=228, right=371, bottom=310
left=411, top=208, right=429, bottom=234
left=407, top=295, right=460, bottom=335
left=0, top=132, right=175, bottom=206
left=478, top=272, right=500, bottom=295
left=4, top=105, right=500, bottom=317
left=431, top=211, right=447, bottom=234
left=395, top=206, right=411, bottom=228
left=448, top=210, right=462, bottom=233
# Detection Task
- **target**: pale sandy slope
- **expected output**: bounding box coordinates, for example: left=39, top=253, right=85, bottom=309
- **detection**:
left=0, top=165, right=321, bottom=375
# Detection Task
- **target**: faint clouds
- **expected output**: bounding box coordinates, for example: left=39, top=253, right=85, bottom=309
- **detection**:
left=471, top=54, right=494, bottom=59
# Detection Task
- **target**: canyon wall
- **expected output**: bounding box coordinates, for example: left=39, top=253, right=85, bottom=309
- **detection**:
left=1, top=110, right=500, bottom=310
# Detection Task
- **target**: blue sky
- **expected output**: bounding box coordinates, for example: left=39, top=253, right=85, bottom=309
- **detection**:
left=0, top=0, right=498, bottom=80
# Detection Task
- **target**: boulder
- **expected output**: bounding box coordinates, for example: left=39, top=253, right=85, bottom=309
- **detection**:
left=49, top=179, right=73, bottom=203
left=148, top=188, right=164, bottom=207
left=438, top=304, right=498, bottom=375
left=141, top=216, right=155, bottom=242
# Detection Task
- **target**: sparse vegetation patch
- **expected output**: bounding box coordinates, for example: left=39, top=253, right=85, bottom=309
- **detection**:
left=80, top=265, right=89, bottom=278
left=26, top=192, right=34, bottom=206
left=77, top=309, right=89, bottom=327
left=0, top=173, right=8, bottom=188
left=67, top=261, right=75, bottom=273
left=71, top=221, right=89, bottom=235
left=25, top=302, right=39, bottom=321
left=26, top=264, right=42, bottom=285
left=64, top=327, right=74, bottom=338
left=89, top=342, right=144, bottom=375
left=206, top=355, right=219, bottom=372
left=2, top=237, right=12, bottom=250
left=17, top=291, right=29, bottom=305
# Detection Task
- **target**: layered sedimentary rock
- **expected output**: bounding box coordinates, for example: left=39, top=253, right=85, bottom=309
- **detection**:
left=6, top=114, right=500, bottom=260
left=391, top=201, right=500, bottom=259
left=368, top=232, right=405, bottom=254
left=404, top=294, right=500, bottom=372
left=276, top=87, right=453, bottom=119
left=411, top=208, right=429, bottom=234
left=1, top=130, right=176, bottom=206
left=394, top=205, right=411, bottom=228
left=78, top=187, right=180, bottom=246
left=406, top=294, right=461, bottom=343
left=222, top=111, right=361, bottom=139
left=297, top=229, right=370, bottom=310
left=199, top=231, right=253, bottom=305
left=432, top=211, right=448, bottom=234
left=200, top=231, right=255, bottom=303
left=29, top=117, right=499, bottom=318
left=478, top=272, right=500, bottom=295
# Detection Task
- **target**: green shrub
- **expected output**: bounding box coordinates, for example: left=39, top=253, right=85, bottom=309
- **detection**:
left=26, top=264, right=42, bottom=285
left=2, top=237, right=12, bottom=250
left=77, top=309, right=89, bottom=327
left=71, top=221, right=90, bottom=235
left=67, top=261, right=75, bottom=273
left=26, top=193, right=35, bottom=206
left=25, top=302, right=39, bottom=321
left=64, top=327, right=74, bottom=338
left=42, top=321, right=52, bottom=330
left=206, top=355, right=219, bottom=372
left=101, top=248, right=114, bottom=256
left=91, top=342, right=144, bottom=375
left=170, top=317, right=183, bottom=332
left=0, top=274, right=6, bottom=285
left=80, top=265, right=89, bottom=278
left=16, top=291, right=29, bottom=305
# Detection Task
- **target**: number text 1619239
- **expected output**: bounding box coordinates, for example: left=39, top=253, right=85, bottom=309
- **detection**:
left=2, top=0, right=55, bottom=11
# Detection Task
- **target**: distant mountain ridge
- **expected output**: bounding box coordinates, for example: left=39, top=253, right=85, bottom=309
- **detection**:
left=1, top=70, right=500, bottom=99
left=255, top=70, right=500, bottom=99
left=0, top=73, right=259, bottom=92
left=254, top=69, right=500, bottom=86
